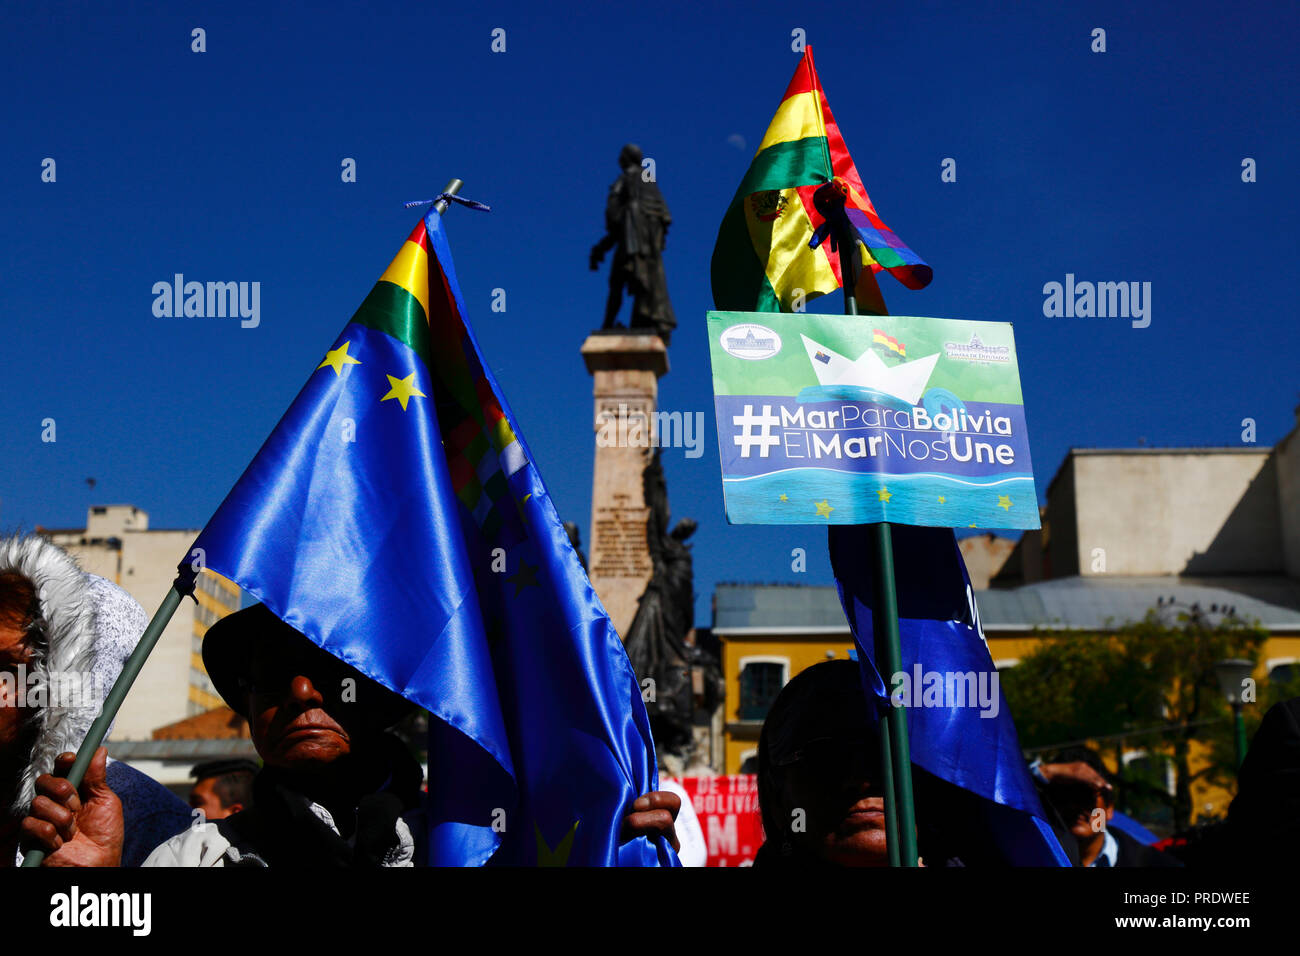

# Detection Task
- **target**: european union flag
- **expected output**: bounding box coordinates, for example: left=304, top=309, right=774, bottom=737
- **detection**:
left=829, top=524, right=1070, bottom=866
left=192, top=209, right=674, bottom=866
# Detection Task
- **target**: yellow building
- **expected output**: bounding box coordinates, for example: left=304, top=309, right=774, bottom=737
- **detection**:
left=189, top=568, right=242, bottom=714
left=713, top=580, right=1300, bottom=825
left=713, top=416, right=1300, bottom=827
left=713, top=584, right=855, bottom=775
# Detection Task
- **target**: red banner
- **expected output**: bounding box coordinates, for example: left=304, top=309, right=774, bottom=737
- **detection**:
left=675, top=774, right=764, bottom=866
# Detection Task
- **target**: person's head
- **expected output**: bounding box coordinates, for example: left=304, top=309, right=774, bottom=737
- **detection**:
left=0, top=536, right=135, bottom=817
left=1046, top=747, right=1115, bottom=841
left=203, top=605, right=415, bottom=777
left=757, top=660, right=888, bottom=866
left=0, top=572, right=41, bottom=772
left=188, top=758, right=258, bottom=819
left=619, top=143, right=643, bottom=171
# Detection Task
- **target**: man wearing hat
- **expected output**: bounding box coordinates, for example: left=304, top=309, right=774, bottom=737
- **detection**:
left=23, top=603, right=680, bottom=866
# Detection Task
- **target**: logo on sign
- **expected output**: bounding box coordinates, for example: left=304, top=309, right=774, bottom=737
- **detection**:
left=722, top=324, right=782, bottom=361
left=944, top=332, right=1010, bottom=364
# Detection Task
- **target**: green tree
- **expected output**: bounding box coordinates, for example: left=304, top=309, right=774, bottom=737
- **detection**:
left=1001, top=609, right=1267, bottom=832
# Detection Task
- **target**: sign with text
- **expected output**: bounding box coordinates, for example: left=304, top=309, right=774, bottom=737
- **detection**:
left=706, top=312, right=1039, bottom=529
left=674, top=774, right=763, bottom=866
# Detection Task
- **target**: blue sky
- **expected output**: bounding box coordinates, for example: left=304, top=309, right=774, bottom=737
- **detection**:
left=2, top=2, right=1296, bottom=626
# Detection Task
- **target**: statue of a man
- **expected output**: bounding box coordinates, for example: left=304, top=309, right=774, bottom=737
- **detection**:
left=623, top=451, right=704, bottom=760
left=589, top=144, right=677, bottom=345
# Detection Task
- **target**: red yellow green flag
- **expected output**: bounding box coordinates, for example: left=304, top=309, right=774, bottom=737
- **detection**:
left=711, top=46, right=932, bottom=314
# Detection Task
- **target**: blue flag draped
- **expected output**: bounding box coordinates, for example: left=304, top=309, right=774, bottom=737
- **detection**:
left=829, top=524, right=1070, bottom=866
left=191, top=211, right=674, bottom=866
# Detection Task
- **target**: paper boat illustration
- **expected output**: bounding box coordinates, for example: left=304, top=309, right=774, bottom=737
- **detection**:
left=798, top=334, right=939, bottom=407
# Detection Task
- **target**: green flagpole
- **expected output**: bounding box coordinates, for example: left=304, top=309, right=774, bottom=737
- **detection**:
left=870, top=522, right=918, bottom=866
left=831, top=195, right=919, bottom=867
left=21, top=565, right=196, bottom=867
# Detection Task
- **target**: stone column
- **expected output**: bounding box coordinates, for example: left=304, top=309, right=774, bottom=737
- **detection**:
left=580, top=332, right=669, bottom=640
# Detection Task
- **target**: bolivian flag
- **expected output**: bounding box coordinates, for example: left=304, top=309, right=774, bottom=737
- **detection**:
left=711, top=46, right=932, bottom=314
left=873, top=328, right=906, bottom=357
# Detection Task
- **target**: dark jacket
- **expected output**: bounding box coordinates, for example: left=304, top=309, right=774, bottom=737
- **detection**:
left=1223, top=696, right=1300, bottom=865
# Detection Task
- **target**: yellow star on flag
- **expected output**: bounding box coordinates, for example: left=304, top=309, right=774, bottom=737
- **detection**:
left=938, top=496, right=946, bottom=504
left=508, top=557, right=539, bottom=596
left=536, top=821, right=579, bottom=867
left=997, top=495, right=1012, bottom=511
left=877, top=487, right=892, bottom=503
left=815, top=500, right=833, bottom=518
left=318, top=341, right=362, bottom=376
left=779, top=493, right=788, bottom=502
left=380, top=372, right=426, bottom=411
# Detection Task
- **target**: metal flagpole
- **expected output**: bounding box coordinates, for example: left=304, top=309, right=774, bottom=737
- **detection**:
left=432, top=178, right=463, bottom=213
left=23, top=178, right=469, bottom=868
left=830, top=189, right=919, bottom=867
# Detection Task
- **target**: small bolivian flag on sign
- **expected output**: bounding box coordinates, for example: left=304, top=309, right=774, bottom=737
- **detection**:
left=711, top=46, right=932, bottom=313
left=872, top=328, right=906, bottom=357
left=190, top=211, right=674, bottom=867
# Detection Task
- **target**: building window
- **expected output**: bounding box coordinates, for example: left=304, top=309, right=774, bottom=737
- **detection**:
left=1268, top=659, right=1300, bottom=695
left=738, top=658, right=788, bottom=722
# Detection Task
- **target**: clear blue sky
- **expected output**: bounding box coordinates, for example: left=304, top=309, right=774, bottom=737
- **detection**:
left=2, top=2, right=1296, bottom=626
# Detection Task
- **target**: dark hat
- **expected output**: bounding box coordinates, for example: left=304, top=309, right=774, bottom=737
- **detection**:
left=760, top=659, right=875, bottom=767
left=755, top=660, right=879, bottom=857
left=202, top=603, right=417, bottom=729
left=201, top=603, right=301, bottom=717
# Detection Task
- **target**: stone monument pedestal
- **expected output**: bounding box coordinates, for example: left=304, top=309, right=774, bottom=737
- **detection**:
left=580, top=331, right=669, bottom=640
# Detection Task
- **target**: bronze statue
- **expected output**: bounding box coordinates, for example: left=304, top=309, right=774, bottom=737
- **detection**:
left=589, top=144, right=677, bottom=345
left=622, top=451, right=718, bottom=762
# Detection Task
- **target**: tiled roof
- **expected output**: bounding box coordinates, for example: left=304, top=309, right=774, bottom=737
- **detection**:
left=714, top=577, right=1300, bottom=632
left=976, top=576, right=1300, bottom=630
left=107, top=739, right=258, bottom=760
left=151, top=706, right=249, bottom=740
left=714, top=583, right=846, bottom=631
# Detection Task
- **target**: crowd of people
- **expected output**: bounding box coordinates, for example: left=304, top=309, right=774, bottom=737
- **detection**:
left=3, top=531, right=1295, bottom=867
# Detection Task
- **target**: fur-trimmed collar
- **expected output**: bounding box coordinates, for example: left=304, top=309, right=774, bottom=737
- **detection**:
left=0, top=535, right=98, bottom=815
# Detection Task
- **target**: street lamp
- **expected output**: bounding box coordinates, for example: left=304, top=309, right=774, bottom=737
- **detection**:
left=1214, top=658, right=1254, bottom=769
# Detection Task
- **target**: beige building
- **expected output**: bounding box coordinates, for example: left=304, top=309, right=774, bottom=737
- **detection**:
left=959, top=533, right=1016, bottom=589
left=38, top=505, right=240, bottom=740
left=998, top=445, right=1287, bottom=583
